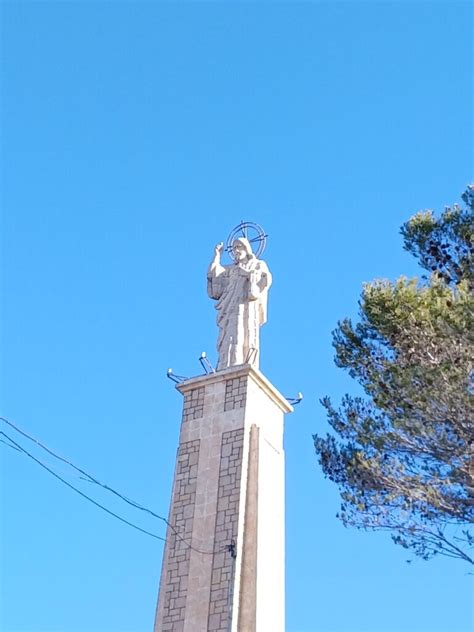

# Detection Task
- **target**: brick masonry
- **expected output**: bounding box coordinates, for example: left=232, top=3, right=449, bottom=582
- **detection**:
left=182, top=387, right=205, bottom=422
left=207, top=428, right=244, bottom=632
left=224, top=377, right=247, bottom=411
left=161, top=439, right=200, bottom=632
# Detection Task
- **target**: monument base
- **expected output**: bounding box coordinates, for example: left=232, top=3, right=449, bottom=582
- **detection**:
left=154, top=364, right=292, bottom=632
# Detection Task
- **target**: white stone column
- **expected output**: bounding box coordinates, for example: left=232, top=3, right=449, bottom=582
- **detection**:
left=154, top=365, right=292, bottom=632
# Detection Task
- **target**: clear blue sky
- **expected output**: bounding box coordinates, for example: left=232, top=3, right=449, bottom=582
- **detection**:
left=1, top=2, right=472, bottom=631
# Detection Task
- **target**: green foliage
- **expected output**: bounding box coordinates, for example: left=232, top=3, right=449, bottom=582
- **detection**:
left=314, top=187, right=474, bottom=564
left=401, top=185, right=473, bottom=289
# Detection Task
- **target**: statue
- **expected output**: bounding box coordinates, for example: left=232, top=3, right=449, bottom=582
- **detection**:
left=207, top=229, right=272, bottom=371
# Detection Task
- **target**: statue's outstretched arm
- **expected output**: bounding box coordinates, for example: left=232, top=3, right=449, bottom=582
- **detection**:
left=207, top=242, right=226, bottom=299
left=208, top=243, right=225, bottom=275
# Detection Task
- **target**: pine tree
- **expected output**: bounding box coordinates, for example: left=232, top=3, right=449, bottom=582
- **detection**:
left=314, top=186, right=474, bottom=564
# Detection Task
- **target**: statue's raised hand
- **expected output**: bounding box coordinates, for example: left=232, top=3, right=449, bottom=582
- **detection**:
left=214, top=242, right=224, bottom=258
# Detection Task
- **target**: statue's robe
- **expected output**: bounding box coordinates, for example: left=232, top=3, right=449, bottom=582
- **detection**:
left=207, top=258, right=271, bottom=370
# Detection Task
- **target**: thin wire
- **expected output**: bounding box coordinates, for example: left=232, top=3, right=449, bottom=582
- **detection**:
left=0, top=430, right=167, bottom=543
left=0, top=437, right=21, bottom=452
left=0, top=416, right=213, bottom=555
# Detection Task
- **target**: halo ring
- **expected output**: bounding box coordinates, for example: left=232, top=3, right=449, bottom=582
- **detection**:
left=226, top=221, right=267, bottom=261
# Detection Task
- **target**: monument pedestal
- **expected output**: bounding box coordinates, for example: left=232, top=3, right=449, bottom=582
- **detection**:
left=154, top=364, right=292, bottom=632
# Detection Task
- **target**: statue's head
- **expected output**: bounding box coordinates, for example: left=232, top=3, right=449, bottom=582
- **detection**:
left=232, top=238, right=254, bottom=263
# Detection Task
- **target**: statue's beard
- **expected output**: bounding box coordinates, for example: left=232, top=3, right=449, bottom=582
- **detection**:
left=235, top=254, right=252, bottom=267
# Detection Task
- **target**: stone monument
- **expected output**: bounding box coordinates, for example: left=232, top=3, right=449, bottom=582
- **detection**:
left=207, top=237, right=272, bottom=370
left=154, top=223, right=292, bottom=632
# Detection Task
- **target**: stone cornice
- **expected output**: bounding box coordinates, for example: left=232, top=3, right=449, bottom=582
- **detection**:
left=176, top=364, right=293, bottom=414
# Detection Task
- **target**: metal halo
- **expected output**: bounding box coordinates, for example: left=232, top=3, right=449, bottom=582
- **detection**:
left=225, top=221, right=268, bottom=261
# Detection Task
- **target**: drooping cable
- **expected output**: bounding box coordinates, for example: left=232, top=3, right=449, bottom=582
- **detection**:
left=1, top=430, right=167, bottom=543
left=0, top=416, right=213, bottom=555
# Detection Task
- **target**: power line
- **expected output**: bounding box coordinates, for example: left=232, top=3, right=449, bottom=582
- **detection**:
left=0, top=437, right=21, bottom=452
left=0, top=416, right=214, bottom=555
left=1, top=430, right=167, bottom=543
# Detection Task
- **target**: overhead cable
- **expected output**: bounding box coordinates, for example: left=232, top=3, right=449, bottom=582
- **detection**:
left=0, top=430, right=167, bottom=543
left=0, top=416, right=214, bottom=555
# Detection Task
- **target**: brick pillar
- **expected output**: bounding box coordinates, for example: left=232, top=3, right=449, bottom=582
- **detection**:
left=154, top=365, right=292, bottom=632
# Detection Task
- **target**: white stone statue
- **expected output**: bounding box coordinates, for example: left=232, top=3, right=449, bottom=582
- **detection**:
left=207, top=237, right=272, bottom=370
